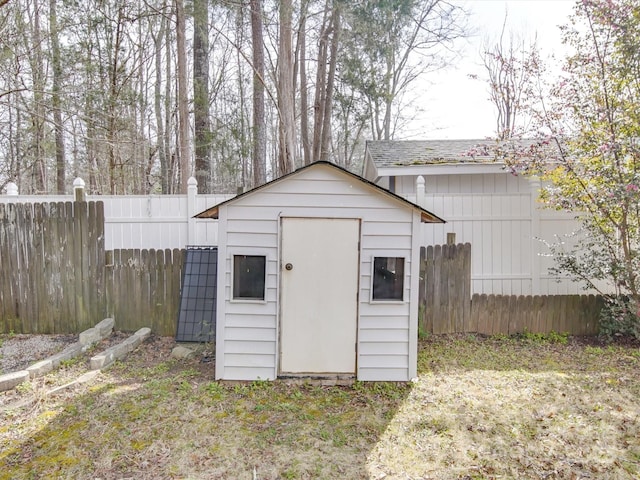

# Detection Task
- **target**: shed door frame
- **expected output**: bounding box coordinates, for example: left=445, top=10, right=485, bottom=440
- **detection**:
left=278, top=216, right=361, bottom=376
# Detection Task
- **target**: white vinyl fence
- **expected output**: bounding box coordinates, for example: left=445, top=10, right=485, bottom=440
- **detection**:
left=408, top=176, right=587, bottom=296
left=2, top=176, right=587, bottom=296
left=1, top=178, right=233, bottom=250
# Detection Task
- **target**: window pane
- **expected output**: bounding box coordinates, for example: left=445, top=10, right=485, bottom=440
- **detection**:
left=372, top=257, right=404, bottom=301
left=233, top=255, right=266, bottom=300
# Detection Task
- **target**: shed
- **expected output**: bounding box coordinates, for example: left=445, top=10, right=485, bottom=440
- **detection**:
left=195, top=161, right=444, bottom=381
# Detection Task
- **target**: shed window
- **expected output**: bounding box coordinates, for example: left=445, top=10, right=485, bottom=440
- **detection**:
left=372, top=257, right=404, bottom=301
left=233, top=255, right=266, bottom=300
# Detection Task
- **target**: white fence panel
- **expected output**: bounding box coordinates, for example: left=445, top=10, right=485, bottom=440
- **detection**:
left=1, top=179, right=233, bottom=250
left=408, top=189, right=587, bottom=296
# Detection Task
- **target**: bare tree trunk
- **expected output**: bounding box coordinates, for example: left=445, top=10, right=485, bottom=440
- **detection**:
left=153, top=9, right=168, bottom=194
left=193, top=0, right=210, bottom=192
left=319, top=6, right=340, bottom=162
left=164, top=10, right=174, bottom=193
left=311, top=6, right=329, bottom=164
left=312, top=1, right=339, bottom=163
left=84, top=39, right=98, bottom=193
left=250, top=0, right=266, bottom=186
left=50, top=0, right=65, bottom=193
left=30, top=0, right=46, bottom=192
left=107, top=5, right=125, bottom=194
left=298, top=2, right=311, bottom=166
left=176, top=0, right=190, bottom=193
left=277, top=0, right=296, bottom=175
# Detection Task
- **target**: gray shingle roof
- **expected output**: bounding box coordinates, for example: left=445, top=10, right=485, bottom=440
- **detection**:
left=366, top=139, right=506, bottom=168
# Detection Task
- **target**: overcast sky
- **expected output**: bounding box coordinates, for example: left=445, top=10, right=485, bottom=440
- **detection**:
left=405, top=0, right=576, bottom=140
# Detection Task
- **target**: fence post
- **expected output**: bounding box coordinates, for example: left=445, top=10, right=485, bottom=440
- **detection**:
left=5, top=182, right=18, bottom=196
left=73, top=177, right=86, bottom=202
left=187, top=176, right=198, bottom=245
left=447, top=232, right=456, bottom=245
left=416, top=175, right=425, bottom=207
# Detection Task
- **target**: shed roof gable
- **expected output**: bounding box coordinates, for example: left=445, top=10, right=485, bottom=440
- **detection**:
left=194, top=161, right=445, bottom=223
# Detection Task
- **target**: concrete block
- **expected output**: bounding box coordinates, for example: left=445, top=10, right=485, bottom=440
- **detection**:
left=122, top=336, right=141, bottom=354
left=0, top=371, right=29, bottom=392
left=50, top=343, right=84, bottom=367
left=89, top=328, right=150, bottom=370
left=135, top=327, right=151, bottom=341
left=26, top=359, right=53, bottom=379
left=79, top=327, right=100, bottom=346
left=96, top=318, right=115, bottom=338
left=90, top=351, right=114, bottom=370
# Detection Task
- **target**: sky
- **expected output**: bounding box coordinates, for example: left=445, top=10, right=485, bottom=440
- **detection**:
left=407, top=0, right=576, bottom=140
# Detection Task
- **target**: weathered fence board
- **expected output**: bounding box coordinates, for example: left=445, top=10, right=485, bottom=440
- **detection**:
left=468, top=294, right=601, bottom=335
left=105, top=248, right=183, bottom=336
left=422, top=243, right=472, bottom=334
left=0, top=201, right=105, bottom=333
left=420, top=242, right=603, bottom=336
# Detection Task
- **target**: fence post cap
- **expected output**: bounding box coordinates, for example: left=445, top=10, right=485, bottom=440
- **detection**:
left=416, top=175, right=425, bottom=186
left=5, top=182, right=18, bottom=195
left=73, top=177, right=85, bottom=188
left=187, top=176, right=197, bottom=187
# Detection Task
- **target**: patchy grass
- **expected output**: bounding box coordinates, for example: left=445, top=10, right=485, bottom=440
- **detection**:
left=1, top=334, right=639, bottom=479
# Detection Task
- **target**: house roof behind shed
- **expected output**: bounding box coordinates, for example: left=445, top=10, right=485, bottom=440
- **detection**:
left=366, top=139, right=508, bottom=168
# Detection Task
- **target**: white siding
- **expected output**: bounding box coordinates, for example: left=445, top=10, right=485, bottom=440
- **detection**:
left=215, top=164, right=420, bottom=381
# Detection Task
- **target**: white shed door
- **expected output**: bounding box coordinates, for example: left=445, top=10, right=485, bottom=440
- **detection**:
left=280, top=218, right=360, bottom=375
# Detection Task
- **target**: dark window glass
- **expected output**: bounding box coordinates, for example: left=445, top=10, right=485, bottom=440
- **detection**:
left=233, top=255, right=266, bottom=300
left=372, top=257, right=404, bottom=301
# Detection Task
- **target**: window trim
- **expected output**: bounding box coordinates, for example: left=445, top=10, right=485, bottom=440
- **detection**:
left=370, top=255, right=406, bottom=303
left=230, top=253, right=268, bottom=303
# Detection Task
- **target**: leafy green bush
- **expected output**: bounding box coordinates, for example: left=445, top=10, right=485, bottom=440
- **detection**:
left=599, top=297, right=640, bottom=341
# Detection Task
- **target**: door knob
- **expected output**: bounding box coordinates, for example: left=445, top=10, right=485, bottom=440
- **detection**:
left=285, top=263, right=293, bottom=271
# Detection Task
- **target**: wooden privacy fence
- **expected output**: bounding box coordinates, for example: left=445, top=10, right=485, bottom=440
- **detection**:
left=0, top=201, right=604, bottom=337
left=420, top=243, right=602, bottom=335
left=0, top=201, right=106, bottom=333
left=0, top=201, right=182, bottom=335
left=106, top=249, right=183, bottom=336
left=471, top=293, right=602, bottom=336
